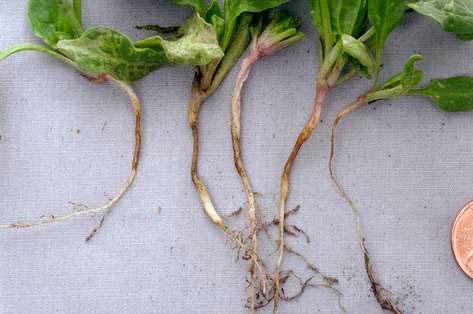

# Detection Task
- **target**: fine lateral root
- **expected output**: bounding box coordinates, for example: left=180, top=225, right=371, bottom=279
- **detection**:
left=0, top=79, right=142, bottom=242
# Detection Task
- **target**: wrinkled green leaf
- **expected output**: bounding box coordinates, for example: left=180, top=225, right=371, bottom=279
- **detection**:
left=381, top=55, right=424, bottom=93
left=408, top=0, right=473, bottom=40
left=368, top=0, right=407, bottom=70
left=57, top=27, right=168, bottom=82
left=341, top=34, right=374, bottom=77
left=222, top=0, right=289, bottom=50
left=28, top=0, right=83, bottom=48
left=410, top=76, right=473, bottom=112
left=174, top=0, right=206, bottom=16
left=135, top=13, right=223, bottom=65
left=401, top=54, right=424, bottom=87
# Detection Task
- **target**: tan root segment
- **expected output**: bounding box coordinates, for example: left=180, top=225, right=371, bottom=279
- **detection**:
left=329, top=96, right=401, bottom=314
left=0, top=78, right=142, bottom=240
left=231, top=51, right=260, bottom=312
left=273, top=82, right=331, bottom=312
left=189, top=77, right=269, bottom=312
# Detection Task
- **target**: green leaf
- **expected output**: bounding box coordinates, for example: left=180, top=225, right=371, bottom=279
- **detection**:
left=410, top=76, right=473, bottom=112
left=330, top=0, right=368, bottom=37
left=205, top=0, right=223, bottom=20
left=210, top=13, right=253, bottom=92
left=28, top=0, right=83, bottom=48
left=135, top=13, right=223, bottom=65
left=174, top=0, right=206, bottom=16
left=255, top=12, right=305, bottom=55
left=401, top=54, right=424, bottom=87
left=368, top=0, right=407, bottom=71
left=341, top=34, right=374, bottom=77
left=408, top=0, right=473, bottom=40
left=222, top=0, right=289, bottom=50
left=311, top=0, right=335, bottom=53
left=57, top=27, right=168, bottom=82
left=73, top=0, right=82, bottom=26
left=381, top=54, right=424, bottom=90
left=312, top=0, right=368, bottom=56
left=205, top=0, right=225, bottom=42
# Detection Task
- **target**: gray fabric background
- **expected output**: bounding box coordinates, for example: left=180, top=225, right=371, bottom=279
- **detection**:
left=1, top=1, right=473, bottom=313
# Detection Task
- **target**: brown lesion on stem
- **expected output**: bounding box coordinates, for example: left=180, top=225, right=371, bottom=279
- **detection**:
left=231, top=50, right=261, bottom=312
left=188, top=71, right=269, bottom=312
left=273, top=82, right=331, bottom=313
left=329, top=96, right=402, bottom=314
left=0, top=78, right=142, bottom=242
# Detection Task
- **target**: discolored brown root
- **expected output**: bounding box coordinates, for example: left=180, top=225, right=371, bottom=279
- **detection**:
left=231, top=52, right=260, bottom=312
left=273, top=83, right=331, bottom=312
left=329, top=96, right=401, bottom=313
left=0, top=79, right=142, bottom=242
left=188, top=78, right=269, bottom=313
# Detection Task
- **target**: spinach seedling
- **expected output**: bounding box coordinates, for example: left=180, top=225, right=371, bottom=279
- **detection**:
left=230, top=11, right=305, bottom=311
left=140, top=1, right=312, bottom=312
left=272, top=1, right=405, bottom=311
left=0, top=0, right=222, bottom=237
left=329, top=1, right=473, bottom=312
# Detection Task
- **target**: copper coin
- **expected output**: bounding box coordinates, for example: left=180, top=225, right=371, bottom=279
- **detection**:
left=452, top=201, right=473, bottom=279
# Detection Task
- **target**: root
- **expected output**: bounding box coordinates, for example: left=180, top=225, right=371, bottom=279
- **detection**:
left=188, top=78, right=268, bottom=312
left=262, top=215, right=339, bottom=288
left=269, top=206, right=311, bottom=244
left=225, top=207, right=243, bottom=218
left=280, top=270, right=345, bottom=312
left=274, top=83, right=331, bottom=312
left=329, top=96, right=401, bottom=314
left=188, top=82, right=225, bottom=229
left=0, top=79, right=142, bottom=241
left=85, top=214, right=107, bottom=242
left=231, top=52, right=260, bottom=312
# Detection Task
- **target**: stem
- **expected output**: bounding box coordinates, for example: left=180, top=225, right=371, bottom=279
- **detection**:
left=188, top=82, right=226, bottom=229
left=319, top=0, right=333, bottom=58
left=273, top=82, right=331, bottom=313
left=73, top=0, right=82, bottom=26
left=231, top=52, right=259, bottom=313
left=0, top=44, right=79, bottom=70
left=318, top=44, right=343, bottom=83
left=373, top=46, right=384, bottom=88
left=203, top=14, right=254, bottom=93
left=358, top=26, right=376, bottom=43
left=329, top=96, right=402, bottom=314
left=189, top=75, right=269, bottom=309
left=201, top=59, right=221, bottom=91
left=336, top=67, right=358, bottom=86
left=0, top=79, right=142, bottom=235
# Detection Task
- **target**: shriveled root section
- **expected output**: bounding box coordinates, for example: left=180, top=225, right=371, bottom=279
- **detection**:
left=329, top=97, right=401, bottom=314
left=273, top=82, right=333, bottom=312
left=0, top=79, right=142, bottom=242
left=188, top=80, right=266, bottom=312
left=255, top=205, right=345, bottom=313
left=189, top=71, right=342, bottom=312
left=231, top=53, right=261, bottom=313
